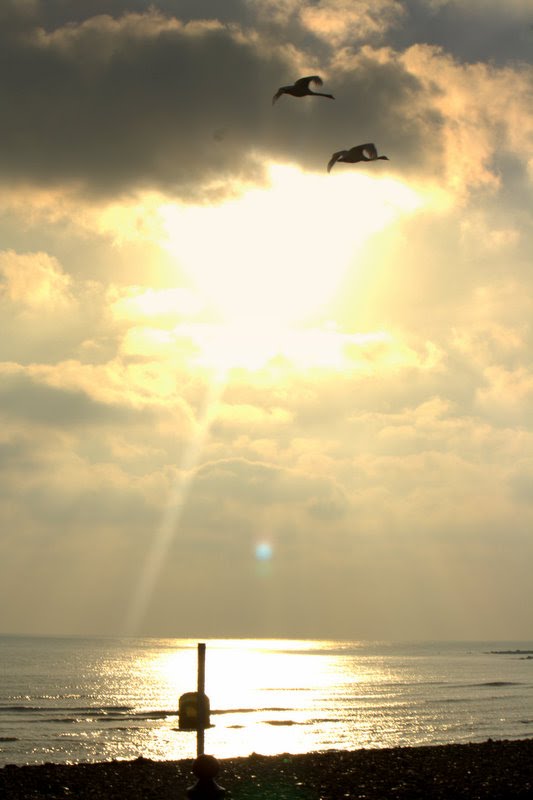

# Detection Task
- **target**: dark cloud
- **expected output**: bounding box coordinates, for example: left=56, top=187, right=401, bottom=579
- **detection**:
left=0, top=372, right=152, bottom=427
left=0, top=10, right=268, bottom=194
left=0, top=5, right=440, bottom=197
left=7, top=1, right=528, bottom=201
left=10, top=0, right=253, bottom=30
left=193, top=456, right=348, bottom=512
left=509, top=467, right=533, bottom=505
left=25, top=478, right=157, bottom=526
left=392, top=0, right=533, bottom=66
left=0, top=433, right=42, bottom=474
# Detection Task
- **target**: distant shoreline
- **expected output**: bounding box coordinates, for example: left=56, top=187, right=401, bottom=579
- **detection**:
left=489, top=649, right=533, bottom=654
left=2, top=739, right=533, bottom=799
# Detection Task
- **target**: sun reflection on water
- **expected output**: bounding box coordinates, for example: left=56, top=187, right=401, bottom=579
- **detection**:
left=73, top=639, right=460, bottom=763
left=126, top=640, right=381, bottom=760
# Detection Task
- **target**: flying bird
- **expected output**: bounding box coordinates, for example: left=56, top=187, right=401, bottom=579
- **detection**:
left=272, top=75, right=335, bottom=105
left=327, top=143, right=389, bottom=173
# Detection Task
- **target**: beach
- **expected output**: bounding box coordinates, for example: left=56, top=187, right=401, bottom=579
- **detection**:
left=2, top=739, right=533, bottom=800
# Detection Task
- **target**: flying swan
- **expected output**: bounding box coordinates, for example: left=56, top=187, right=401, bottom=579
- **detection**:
left=327, top=143, right=389, bottom=173
left=272, top=75, right=335, bottom=104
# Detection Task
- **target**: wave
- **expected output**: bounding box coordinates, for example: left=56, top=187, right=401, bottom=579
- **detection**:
left=211, top=707, right=290, bottom=715
left=110, top=711, right=172, bottom=721
left=1, top=704, right=290, bottom=718
left=99, top=727, right=143, bottom=733
left=1, top=705, right=293, bottom=724
left=454, top=681, right=523, bottom=689
left=0, top=705, right=134, bottom=713
left=478, top=681, right=522, bottom=687
left=0, top=706, right=176, bottom=725
left=264, top=718, right=329, bottom=726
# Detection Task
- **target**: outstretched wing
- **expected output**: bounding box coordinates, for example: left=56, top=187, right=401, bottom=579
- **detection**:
left=358, top=142, right=378, bottom=160
left=272, top=88, right=284, bottom=104
left=327, top=150, right=345, bottom=173
left=294, top=75, right=323, bottom=90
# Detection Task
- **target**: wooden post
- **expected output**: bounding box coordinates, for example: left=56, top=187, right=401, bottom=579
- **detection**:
left=197, top=643, right=206, bottom=757
left=186, top=643, right=226, bottom=800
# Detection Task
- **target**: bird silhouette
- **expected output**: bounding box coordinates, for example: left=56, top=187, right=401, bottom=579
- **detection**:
left=327, top=143, right=389, bottom=173
left=272, top=75, right=334, bottom=105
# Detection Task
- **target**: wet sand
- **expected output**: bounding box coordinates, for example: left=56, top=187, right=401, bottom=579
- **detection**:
left=1, top=738, right=533, bottom=799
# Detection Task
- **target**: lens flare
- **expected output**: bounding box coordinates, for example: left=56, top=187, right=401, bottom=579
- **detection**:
left=255, top=542, right=273, bottom=561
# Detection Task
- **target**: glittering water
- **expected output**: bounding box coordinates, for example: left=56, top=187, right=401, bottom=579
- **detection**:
left=1, top=637, right=532, bottom=766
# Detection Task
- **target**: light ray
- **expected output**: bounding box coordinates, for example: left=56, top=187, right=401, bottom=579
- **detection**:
left=123, top=369, right=226, bottom=635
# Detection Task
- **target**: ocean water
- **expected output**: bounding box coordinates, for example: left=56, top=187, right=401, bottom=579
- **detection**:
left=1, top=637, right=532, bottom=766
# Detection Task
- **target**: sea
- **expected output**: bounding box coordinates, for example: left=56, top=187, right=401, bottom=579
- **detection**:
left=1, top=637, right=532, bottom=767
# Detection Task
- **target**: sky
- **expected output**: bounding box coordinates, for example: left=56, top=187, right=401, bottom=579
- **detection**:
left=1, top=0, right=532, bottom=641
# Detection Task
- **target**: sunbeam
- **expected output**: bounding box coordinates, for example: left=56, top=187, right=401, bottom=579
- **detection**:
left=123, top=369, right=226, bottom=635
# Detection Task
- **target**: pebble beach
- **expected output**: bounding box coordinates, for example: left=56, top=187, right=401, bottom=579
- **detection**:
left=2, top=739, right=533, bottom=800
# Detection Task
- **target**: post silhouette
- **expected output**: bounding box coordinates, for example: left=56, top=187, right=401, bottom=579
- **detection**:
left=184, top=643, right=226, bottom=799
left=197, top=642, right=205, bottom=757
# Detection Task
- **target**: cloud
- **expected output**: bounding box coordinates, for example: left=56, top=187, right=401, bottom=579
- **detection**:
left=0, top=6, right=442, bottom=197
left=1, top=1, right=530, bottom=205
left=0, top=8, right=287, bottom=196
left=300, top=0, right=405, bottom=46
left=390, top=0, right=533, bottom=65
left=0, top=250, right=74, bottom=310
left=509, top=461, right=533, bottom=505
left=191, top=456, right=348, bottom=518
left=0, top=367, right=150, bottom=427
left=402, top=44, right=533, bottom=194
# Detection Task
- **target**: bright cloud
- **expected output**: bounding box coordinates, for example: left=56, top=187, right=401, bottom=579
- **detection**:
left=300, top=0, right=405, bottom=45
left=0, top=250, right=74, bottom=310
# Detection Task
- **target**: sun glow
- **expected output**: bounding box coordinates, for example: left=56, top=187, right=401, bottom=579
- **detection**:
left=154, top=164, right=424, bottom=370
left=162, top=164, right=420, bottom=313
